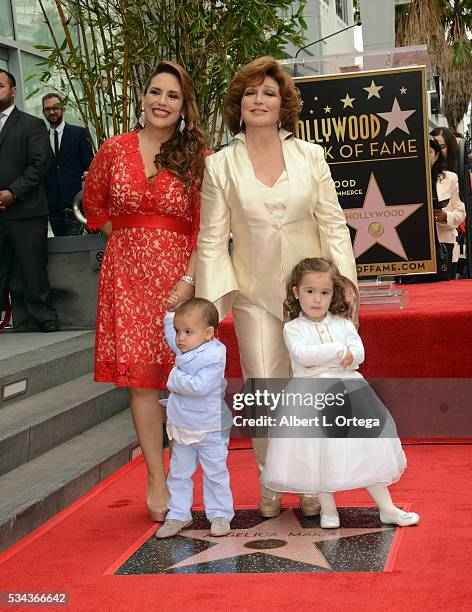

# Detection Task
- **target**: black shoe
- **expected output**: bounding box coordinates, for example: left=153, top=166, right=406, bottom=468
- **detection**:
left=39, top=320, right=60, bottom=333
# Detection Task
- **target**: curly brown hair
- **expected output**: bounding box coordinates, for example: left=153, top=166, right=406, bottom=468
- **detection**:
left=224, top=56, right=302, bottom=136
left=284, top=258, right=351, bottom=321
left=138, top=61, right=208, bottom=190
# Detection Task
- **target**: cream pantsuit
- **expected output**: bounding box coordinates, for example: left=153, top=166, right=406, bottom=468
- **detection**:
left=232, top=294, right=290, bottom=498
left=196, top=129, right=357, bottom=498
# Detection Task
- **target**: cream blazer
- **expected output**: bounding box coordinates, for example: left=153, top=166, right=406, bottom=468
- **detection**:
left=196, top=129, right=357, bottom=321
left=435, top=170, right=466, bottom=245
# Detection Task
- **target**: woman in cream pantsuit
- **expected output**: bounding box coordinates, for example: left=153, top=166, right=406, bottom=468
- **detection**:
left=196, top=57, right=357, bottom=517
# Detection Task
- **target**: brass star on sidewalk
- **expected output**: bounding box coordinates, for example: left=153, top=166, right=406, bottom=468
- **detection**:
left=340, top=93, right=356, bottom=108
left=164, top=509, right=391, bottom=571
left=363, top=80, right=383, bottom=99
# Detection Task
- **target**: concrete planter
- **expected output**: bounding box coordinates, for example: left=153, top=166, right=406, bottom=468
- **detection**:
left=11, top=234, right=107, bottom=331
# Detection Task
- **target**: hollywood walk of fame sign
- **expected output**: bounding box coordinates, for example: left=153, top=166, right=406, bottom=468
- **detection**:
left=115, top=508, right=398, bottom=575
left=295, top=66, right=436, bottom=277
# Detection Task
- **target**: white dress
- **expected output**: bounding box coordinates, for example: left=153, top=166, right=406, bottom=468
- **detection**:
left=261, top=312, right=407, bottom=493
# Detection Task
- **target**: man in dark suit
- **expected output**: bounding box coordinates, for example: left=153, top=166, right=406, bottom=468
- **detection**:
left=42, top=92, right=94, bottom=236
left=0, top=69, right=58, bottom=332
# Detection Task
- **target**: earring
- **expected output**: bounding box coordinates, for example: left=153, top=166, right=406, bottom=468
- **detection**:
left=179, top=115, right=186, bottom=133
left=139, top=108, right=146, bottom=128
left=278, top=119, right=282, bottom=129
left=239, top=117, right=244, bottom=128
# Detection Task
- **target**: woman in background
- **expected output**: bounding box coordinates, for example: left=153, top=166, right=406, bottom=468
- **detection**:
left=431, top=126, right=459, bottom=174
left=429, top=138, right=466, bottom=279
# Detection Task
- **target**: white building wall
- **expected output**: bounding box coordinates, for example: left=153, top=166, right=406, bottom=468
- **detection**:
left=318, top=0, right=355, bottom=55
left=359, top=0, right=394, bottom=50
left=284, top=0, right=356, bottom=60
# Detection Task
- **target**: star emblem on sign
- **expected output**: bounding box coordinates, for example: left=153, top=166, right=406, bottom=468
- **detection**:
left=377, top=98, right=415, bottom=136
left=340, top=93, right=355, bottom=108
left=345, top=173, right=422, bottom=259
left=162, top=509, right=391, bottom=571
left=363, top=80, right=383, bottom=99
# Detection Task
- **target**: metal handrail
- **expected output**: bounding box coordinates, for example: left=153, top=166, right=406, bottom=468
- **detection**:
left=72, top=190, right=87, bottom=226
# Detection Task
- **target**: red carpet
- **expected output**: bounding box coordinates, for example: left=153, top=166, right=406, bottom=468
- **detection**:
left=0, top=443, right=471, bottom=611
left=220, top=280, right=472, bottom=379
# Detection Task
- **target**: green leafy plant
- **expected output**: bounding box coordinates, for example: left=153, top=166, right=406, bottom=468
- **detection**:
left=33, top=0, right=307, bottom=150
left=395, top=0, right=472, bottom=130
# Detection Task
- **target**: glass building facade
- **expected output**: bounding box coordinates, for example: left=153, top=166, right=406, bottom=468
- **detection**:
left=0, top=0, right=81, bottom=122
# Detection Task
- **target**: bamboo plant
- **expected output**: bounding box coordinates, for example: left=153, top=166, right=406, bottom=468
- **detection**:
left=33, top=0, right=307, bottom=150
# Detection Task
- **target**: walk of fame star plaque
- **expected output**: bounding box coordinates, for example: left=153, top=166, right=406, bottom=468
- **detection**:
left=295, top=66, right=436, bottom=278
left=112, top=507, right=400, bottom=575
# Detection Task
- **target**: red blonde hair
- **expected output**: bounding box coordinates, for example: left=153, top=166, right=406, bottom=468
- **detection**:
left=224, top=56, right=302, bottom=136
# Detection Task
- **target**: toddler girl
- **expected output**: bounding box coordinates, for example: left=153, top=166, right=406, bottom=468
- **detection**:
left=261, top=258, right=419, bottom=528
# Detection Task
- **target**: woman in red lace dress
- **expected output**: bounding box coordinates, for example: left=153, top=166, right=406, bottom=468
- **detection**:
left=83, top=61, right=207, bottom=521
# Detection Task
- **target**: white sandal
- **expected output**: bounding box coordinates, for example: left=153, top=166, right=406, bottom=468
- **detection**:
left=320, top=512, right=340, bottom=529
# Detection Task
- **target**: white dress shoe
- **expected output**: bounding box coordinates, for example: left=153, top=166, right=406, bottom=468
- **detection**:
left=320, top=512, right=340, bottom=529
left=380, top=510, right=420, bottom=527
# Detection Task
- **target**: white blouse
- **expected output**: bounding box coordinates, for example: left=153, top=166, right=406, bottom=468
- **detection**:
left=257, top=171, right=288, bottom=221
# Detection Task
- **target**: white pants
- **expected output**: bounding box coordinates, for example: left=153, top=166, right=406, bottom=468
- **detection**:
left=167, top=431, right=234, bottom=522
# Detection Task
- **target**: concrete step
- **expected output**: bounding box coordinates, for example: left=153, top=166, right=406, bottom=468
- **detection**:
left=0, top=410, right=137, bottom=553
left=0, top=332, right=95, bottom=408
left=0, top=373, right=129, bottom=476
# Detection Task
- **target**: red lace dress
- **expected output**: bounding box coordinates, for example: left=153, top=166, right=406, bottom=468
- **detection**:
left=82, top=131, right=200, bottom=388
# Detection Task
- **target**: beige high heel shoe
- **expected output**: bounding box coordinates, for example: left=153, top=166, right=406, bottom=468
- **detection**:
left=146, top=486, right=169, bottom=522
left=300, top=494, right=321, bottom=517
left=147, top=505, right=169, bottom=522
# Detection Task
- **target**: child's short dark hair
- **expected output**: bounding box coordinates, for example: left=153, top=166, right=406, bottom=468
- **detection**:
left=284, top=257, right=352, bottom=320
left=174, top=298, right=219, bottom=329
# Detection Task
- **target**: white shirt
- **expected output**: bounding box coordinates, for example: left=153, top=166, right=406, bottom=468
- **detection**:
left=0, top=104, right=15, bottom=132
left=49, top=121, right=65, bottom=152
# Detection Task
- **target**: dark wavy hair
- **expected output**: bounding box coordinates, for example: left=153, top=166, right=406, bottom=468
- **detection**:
left=138, top=61, right=208, bottom=190
left=224, top=56, right=302, bottom=136
left=429, top=138, right=445, bottom=185
left=430, top=127, right=459, bottom=174
left=284, top=258, right=351, bottom=321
